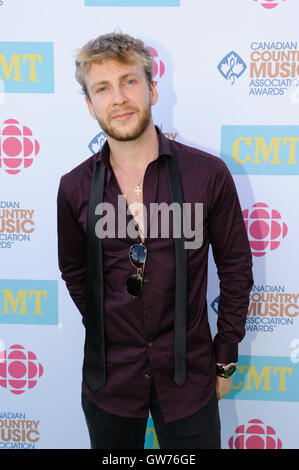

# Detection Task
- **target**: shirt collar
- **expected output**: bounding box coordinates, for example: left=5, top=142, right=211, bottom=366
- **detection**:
left=96, top=125, right=173, bottom=184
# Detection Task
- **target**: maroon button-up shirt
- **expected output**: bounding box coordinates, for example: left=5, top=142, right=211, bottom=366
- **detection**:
left=57, top=127, right=253, bottom=423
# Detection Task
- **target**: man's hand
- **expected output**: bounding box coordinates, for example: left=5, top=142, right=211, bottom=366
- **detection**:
left=216, top=376, right=233, bottom=400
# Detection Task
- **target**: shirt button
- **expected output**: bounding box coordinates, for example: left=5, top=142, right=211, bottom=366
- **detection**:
left=148, top=342, right=153, bottom=348
left=144, top=373, right=151, bottom=379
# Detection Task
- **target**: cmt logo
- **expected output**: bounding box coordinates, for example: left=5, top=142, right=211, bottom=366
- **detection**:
left=217, top=51, right=247, bottom=85
left=226, top=355, right=299, bottom=402
left=252, top=0, right=286, bottom=9
left=221, top=126, right=299, bottom=174
left=0, top=119, right=40, bottom=175
left=0, top=280, right=58, bottom=325
left=0, top=344, right=44, bottom=395
left=243, top=203, right=288, bottom=257
left=0, top=42, right=54, bottom=93
left=229, top=419, right=282, bottom=449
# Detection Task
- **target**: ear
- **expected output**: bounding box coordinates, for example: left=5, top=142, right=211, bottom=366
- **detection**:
left=150, top=81, right=159, bottom=106
left=85, top=96, right=97, bottom=120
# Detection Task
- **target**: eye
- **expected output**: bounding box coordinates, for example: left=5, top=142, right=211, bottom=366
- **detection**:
left=126, top=79, right=136, bottom=85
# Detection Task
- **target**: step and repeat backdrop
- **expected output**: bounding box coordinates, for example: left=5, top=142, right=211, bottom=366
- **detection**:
left=1, top=0, right=299, bottom=450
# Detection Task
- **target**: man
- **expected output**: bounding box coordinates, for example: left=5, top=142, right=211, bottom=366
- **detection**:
left=57, top=32, right=253, bottom=449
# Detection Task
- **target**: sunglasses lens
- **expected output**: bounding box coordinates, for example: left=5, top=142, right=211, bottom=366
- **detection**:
left=125, top=274, right=143, bottom=297
left=129, top=244, right=147, bottom=269
left=126, top=244, right=147, bottom=297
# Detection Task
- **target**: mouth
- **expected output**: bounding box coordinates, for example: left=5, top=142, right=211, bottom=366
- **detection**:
left=112, top=111, right=135, bottom=121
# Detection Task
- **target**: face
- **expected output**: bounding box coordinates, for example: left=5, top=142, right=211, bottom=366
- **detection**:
left=84, top=58, right=158, bottom=142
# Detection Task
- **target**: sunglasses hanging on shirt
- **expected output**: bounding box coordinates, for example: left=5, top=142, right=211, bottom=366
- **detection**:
left=125, top=242, right=147, bottom=297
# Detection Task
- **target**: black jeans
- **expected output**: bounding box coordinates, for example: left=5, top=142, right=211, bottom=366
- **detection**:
left=81, top=380, right=221, bottom=449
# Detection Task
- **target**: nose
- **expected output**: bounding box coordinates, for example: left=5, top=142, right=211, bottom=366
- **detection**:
left=112, top=85, right=128, bottom=106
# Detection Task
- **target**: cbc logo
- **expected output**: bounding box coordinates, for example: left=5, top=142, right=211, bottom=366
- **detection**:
left=149, top=47, right=165, bottom=87
left=252, top=0, right=286, bottom=9
left=243, top=202, right=288, bottom=257
left=0, top=344, right=44, bottom=394
left=229, top=419, right=282, bottom=449
left=0, top=119, right=40, bottom=175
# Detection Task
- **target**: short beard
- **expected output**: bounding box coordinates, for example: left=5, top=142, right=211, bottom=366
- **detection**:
left=95, top=105, right=152, bottom=142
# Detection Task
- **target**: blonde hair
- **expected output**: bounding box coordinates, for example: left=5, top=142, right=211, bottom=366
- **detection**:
left=75, top=32, right=154, bottom=99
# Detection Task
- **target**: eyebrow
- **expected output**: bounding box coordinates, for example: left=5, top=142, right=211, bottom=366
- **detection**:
left=90, top=73, right=139, bottom=91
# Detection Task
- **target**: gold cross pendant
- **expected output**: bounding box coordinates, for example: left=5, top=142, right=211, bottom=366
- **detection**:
left=134, top=184, right=142, bottom=195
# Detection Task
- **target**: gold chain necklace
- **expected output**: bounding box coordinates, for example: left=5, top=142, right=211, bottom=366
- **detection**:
left=110, top=152, right=159, bottom=196
left=110, top=155, right=144, bottom=196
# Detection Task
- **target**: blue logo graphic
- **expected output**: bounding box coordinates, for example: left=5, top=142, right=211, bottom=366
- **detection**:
left=0, top=42, right=54, bottom=93
left=145, top=416, right=159, bottom=449
left=88, top=131, right=106, bottom=154
left=85, top=0, right=179, bottom=5
left=226, top=355, right=299, bottom=402
left=217, top=51, right=247, bottom=85
left=0, top=279, right=58, bottom=325
left=221, top=125, right=299, bottom=175
left=210, top=295, right=219, bottom=315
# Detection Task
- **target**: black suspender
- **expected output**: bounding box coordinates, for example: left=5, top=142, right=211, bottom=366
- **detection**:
left=83, top=141, right=188, bottom=392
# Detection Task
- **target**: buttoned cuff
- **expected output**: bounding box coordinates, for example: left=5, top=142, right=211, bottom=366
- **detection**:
left=213, top=341, right=238, bottom=364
